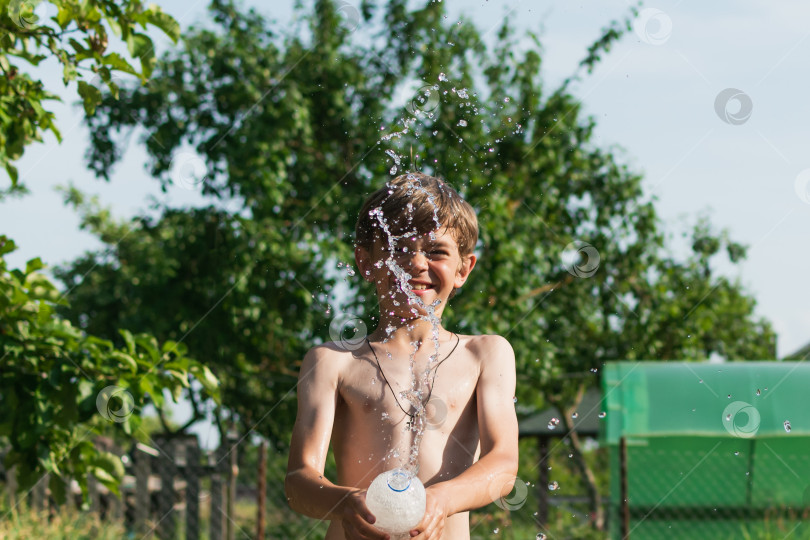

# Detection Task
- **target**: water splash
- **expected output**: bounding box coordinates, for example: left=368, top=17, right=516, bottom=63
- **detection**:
left=368, top=179, right=452, bottom=477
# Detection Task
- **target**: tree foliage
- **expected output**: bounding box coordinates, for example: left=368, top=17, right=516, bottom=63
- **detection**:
left=0, top=0, right=179, bottom=194
left=0, top=0, right=221, bottom=503
left=56, top=0, right=776, bottom=524
left=0, top=235, right=219, bottom=501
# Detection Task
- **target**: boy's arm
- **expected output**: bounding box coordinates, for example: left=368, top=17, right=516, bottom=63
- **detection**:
left=431, top=334, right=520, bottom=515
left=284, top=345, right=354, bottom=520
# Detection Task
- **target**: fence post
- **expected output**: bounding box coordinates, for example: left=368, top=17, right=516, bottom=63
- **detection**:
left=186, top=438, right=201, bottom=540
left=227, top=434, right=238, bottom=540
left=31, top=473, right=48, bottom=514
left=156, top=438, right=178, bottom=540
left=210, top=446, right=228, bottom=540
left=135, top=443, right=155, bottom=535
left=88, top=473, right=100, bottom=515
left=620, top=436, right=630, bottom=539
left=7, top=466, right=17, bottom=509
left=537, top=435, right=549, bottom=527
left=257, top=439, right=267, bottom=540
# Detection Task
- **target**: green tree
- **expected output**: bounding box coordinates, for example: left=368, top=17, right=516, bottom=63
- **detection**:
left=0, top=0, right=220, bottom=503
left=0, top=235, right=219, bottom=501
left=57, top=0, right=776, bottom=529
left=0, top=0, right=179, bottom=194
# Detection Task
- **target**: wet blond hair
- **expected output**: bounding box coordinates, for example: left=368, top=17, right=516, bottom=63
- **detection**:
left=355, top=172, right=478, bottom=258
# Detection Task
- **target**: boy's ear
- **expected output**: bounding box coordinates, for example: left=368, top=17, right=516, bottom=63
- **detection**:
left=454, top=254, right=477, bottom=289
left=354, top=246, right=375, bottom=282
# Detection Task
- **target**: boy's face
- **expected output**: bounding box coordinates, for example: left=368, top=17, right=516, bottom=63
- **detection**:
left=355, top=226, right=476, bottom=320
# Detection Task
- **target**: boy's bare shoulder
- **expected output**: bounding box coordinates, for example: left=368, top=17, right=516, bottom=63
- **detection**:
left=299, top=342, right=357, bottom=382
left=460, top=333, right=515, bottom=363
left=305, top=341, right=358, bottom=359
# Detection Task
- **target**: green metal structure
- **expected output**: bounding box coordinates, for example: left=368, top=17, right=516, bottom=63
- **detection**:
left=602, top=362, right=810, bottom=539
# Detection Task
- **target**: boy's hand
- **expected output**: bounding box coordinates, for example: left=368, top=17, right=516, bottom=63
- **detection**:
left=339, top=489, right=391, bottom=540
left=409, top=485, right=450, bottom=539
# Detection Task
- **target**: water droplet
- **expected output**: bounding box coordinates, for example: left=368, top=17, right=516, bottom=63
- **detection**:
left=457, top=88, right=469, bottom=99
left=598, top=412, right=607, bottom=419
left=784, top=420, right=792, bottom=433
left=438, top=72, right=448, bottom=82
left=727, top=394, right=732, bottom=399
left=734, top=451, right=740, bottom=456
left=513, top=396, right=517, bottom=403
left=536, top=534, right=547, bottom=540
left=756, top=389, right=761, bottom=396
left=504, top=97, right=510, bottom=103
left=699, top=379, right=704, bottom=384
left=548, top=481, right=558, bottom=491
left=493, top=528, right=499, bottom=533
left=390, top=165, right=398, bottom=175
left=457, top=119, right=467, bottom=127
left=726, top=414, right=732, bottom=421
left=547, top=417, right=560, bottom=430
left=571, top=412, right=578, bottom=419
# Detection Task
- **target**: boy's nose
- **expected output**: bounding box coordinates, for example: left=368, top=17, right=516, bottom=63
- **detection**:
left=404, top=250, right=429, bottom=270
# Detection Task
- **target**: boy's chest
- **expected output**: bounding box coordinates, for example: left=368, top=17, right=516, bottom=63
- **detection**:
left=338, top=352, right=480, bottom=424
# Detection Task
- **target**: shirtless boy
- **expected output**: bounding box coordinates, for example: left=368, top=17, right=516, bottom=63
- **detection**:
left=285, top=173, right=519, bottom=539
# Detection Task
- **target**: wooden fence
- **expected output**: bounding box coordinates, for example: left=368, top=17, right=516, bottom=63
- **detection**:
left=2, top=434, right=242, bottom=540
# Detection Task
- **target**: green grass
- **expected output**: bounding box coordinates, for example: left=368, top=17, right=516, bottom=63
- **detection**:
left=0, top=503, right=125, bottom=540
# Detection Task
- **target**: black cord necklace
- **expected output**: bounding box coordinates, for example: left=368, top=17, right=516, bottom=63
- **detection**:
left=366, top=333, right=461, bottom=429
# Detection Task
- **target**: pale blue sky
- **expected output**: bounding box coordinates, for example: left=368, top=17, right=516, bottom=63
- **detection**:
left=3, top=0, right=810, bottom=446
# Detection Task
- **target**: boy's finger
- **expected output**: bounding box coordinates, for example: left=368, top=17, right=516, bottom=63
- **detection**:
left=410, top=513, right=431, bottom=535
left=359, top=521, right=390, bottom=540
left=413, top=513, right=441, bottom=539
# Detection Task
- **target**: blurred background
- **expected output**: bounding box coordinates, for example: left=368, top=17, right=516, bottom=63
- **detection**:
left=1, top=0, right=808, bottom=538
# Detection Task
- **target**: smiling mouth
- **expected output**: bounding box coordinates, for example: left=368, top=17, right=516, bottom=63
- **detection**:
left=407, top=282, right=433, bottom=290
